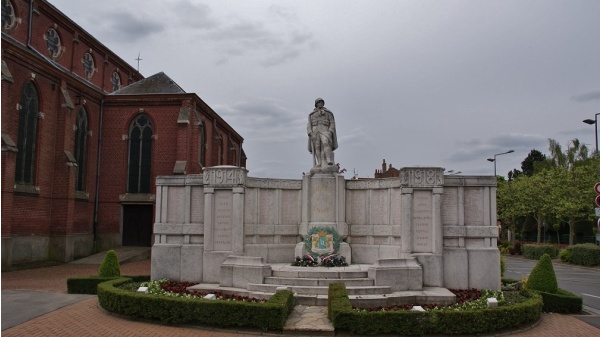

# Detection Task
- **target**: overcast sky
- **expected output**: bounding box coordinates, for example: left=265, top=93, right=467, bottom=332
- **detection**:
left=50, top=0, right=600, bottom=179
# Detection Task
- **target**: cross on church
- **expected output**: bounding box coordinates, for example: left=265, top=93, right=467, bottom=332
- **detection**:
left=135, top=52, right=142, bottom=72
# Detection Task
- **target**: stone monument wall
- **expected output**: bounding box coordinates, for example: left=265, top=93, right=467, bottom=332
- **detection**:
left=151, top=166, right=499, bottom=290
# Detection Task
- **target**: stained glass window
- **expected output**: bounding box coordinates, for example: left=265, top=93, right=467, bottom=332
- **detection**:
left=15, top=81, right=39, bottom=184
left=127, top=114, right=153, bottom=193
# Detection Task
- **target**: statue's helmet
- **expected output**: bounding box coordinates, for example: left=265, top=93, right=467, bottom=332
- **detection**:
left=315, top=98, right=325, bottom=107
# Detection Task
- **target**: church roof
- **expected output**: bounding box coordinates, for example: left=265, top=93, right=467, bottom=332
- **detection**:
left=111, top=72, right=186, bottom=95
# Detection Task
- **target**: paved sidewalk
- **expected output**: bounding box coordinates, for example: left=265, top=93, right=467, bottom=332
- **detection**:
left=2, top=254, right=600, bottom=336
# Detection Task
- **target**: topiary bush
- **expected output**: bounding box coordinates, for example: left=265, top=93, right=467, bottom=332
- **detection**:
left=525, top=254, right=558, bottom=294
left=522, top=244, right=559, bottom=260
left=98, top=250, right=121, bottom=277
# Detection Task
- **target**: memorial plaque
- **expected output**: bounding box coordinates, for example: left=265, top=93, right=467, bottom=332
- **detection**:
left=370, top=189, right=387, bottom=225
left=167, top=186, right=184, bottom=223
left=214, top=190, right=233, bottom=251
left=464, top=188, right=484, bottom=226
left=259, top=189, right=277, bottom=225
left=348, top=191, right=367, bottom=225
left=244, top=188, right=258, bottom=224
left=190, top=187, right=204, bottom=223
left=281, top=190, right=300, bottom=225
left=441, top=188, right=458, bottom=226
left=412, top=190, right=432, bottom=253
left=310, top=178, right=335, bottom=222
left=391, top=189, right=402, bottom=225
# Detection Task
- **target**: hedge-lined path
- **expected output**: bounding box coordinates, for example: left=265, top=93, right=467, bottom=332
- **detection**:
left=2, top=258, right=600, bottom=336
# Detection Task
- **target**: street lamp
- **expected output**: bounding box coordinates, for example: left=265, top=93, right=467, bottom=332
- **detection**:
left=583, top=112, right=599, bottom=154
left=487, top=150, right=514, bottom=177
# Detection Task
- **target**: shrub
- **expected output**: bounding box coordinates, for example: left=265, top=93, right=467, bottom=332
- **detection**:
left=328, top=283, right=542, bottom=335
left=513, top=241, right=523, bottom=255
left=500, top=255, right=506, bottom=277
left=98, top=278, right=294, bottom=331
left=536, top=288, right=582, bottom=313
left=526, top=254, right=558, bottom=294
left=559, top=247, right=573, bottom=263
left=569, top=243, right=600, bottom=266
left=67, top=275, right=150, bottom=294
left=98, top=250, right=121, bottom=277
left=522, top=244, right=559, bottom=260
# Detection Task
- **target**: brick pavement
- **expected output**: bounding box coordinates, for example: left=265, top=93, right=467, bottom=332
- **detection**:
left=2, top=259, right=600, bottom=337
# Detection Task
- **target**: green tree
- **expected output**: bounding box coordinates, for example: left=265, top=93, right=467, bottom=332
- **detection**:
left=521, top=149, right=546, bottom=176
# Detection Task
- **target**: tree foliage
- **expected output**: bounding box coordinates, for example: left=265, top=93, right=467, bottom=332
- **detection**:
left=498, top=139, right=598, bottom=245
left=521, top=149, right=546, bottom=176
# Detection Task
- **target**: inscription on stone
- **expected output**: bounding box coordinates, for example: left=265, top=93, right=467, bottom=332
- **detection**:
left=260, top=189, right=277, bottom=224
left=370, top=190, right=387, bottom=225
left=441, top=188, right=458, bottom=226
left=464, top=188, right=484, bottom=226
left=391, top=189, right=402, bottom=225
left=190, top=187, right=204, bottom=223
left=214, top=190, right=233, bottom=251
left=204, top=168, right=245, bottom=186
left=348, top=191, right=366, bottom=225
left=310, top=180, right=335, bottom=222
left=412, top=190, right=432, bottom=252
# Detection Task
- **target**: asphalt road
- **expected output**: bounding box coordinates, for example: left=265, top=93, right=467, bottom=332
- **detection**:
left=504, top=256, right=600, bottom=310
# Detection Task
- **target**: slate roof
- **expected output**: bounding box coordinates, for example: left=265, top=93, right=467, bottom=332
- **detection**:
left=111, top=72, right=186, bottom=95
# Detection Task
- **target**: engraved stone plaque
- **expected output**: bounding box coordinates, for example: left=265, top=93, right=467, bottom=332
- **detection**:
left=391, top=188, right=402, bottom=225
left=191, top=186, right=204, bottom=223
left=214, top=190, right=233, bottom=251
left=412, top=190, right=432, bottom=253
left=348, top=190, right=367, bottom=225
left=259, top=189, right=277, bottom=225
left=204, top=166, right=246, bottom=187
left=310, top=177, right=335, bottom=222
left=370, top=189, right=388, bottom=225
left=464, top=188, right=484, bottom=226
left=281, top=190, right=300, bottom=225
left=167, top=186, right=184, bottom=223
left=441, top=187, right=458, bottom=226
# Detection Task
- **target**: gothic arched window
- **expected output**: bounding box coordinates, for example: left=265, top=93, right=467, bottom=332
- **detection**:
left=44, top=27, right=63, bottom=59
left=111, top=71, right=121, bottom=92
left=15, top=81, right=39, bottom=185
left=127, top=114, right=153, bottom=193
left=74, top=107, right=88, bottom=191
left=1, top=0, right=16, bottom=30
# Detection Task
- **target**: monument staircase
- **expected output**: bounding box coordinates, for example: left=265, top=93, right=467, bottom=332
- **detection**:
left=188, top=262, right=456, bottom=308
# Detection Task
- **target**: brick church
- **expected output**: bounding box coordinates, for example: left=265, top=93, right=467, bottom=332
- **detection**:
left=1, top=0, right=246, bottom=269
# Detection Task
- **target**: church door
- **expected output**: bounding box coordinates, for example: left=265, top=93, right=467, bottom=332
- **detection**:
left=122, top=205, right=153, bottom=247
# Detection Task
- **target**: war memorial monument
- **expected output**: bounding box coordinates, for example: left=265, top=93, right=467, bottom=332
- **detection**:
left=151, top=98, right=500, bottom=306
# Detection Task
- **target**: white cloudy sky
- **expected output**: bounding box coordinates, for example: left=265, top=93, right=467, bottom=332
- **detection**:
left=50, top=0, right=600, bottom=179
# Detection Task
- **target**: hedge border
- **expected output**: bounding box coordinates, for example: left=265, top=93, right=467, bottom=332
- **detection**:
left=328, top=283, right=543, bottom=335
left=536, top=288, right=583, bottom=314
left=522, top=244, right=559, bottom=260
left=67, top=275, right=150, bottom=294
left=97, top=278, right=294, bottom=331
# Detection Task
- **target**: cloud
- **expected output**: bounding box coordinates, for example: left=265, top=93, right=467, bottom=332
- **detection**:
left=571, top=89, right=600, bottom=102
left=171, top=1, right=217, bottom=29
left=445, top=133, right=547, bottom=163
left=98, top=12, right=165, bottom=43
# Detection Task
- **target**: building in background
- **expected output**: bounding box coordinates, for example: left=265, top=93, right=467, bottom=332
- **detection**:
left=374, top=159, right=399, bottom=178
left=1, top=0, right=245, bottom=269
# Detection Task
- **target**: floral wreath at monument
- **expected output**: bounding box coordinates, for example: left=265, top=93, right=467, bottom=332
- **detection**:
left=292, top=226, right=348, bottom=267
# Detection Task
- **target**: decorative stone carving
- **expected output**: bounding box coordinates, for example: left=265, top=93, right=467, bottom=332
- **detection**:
left=346, top=178, right=402, bottom=190
left=400, top=167, right=444, bottom=187
left=304, top=226, right=342, bottom=257
left=203, top=166, right=246, bottom=187
left=307, top=98, right=338, bottom=173
left=246, top=178, right=302, bottom=189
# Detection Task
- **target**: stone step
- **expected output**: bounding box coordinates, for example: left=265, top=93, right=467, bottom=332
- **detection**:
left=264, top=276, right=374, bottom=287
left=272, top=269, right=368, bottom=279
left=247, top=283, right=391, bottom=296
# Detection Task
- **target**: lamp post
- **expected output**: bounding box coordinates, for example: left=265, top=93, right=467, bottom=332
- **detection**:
left=487, top=150, right=514, bottom=177
left=583, top=112, right=599, bottom=155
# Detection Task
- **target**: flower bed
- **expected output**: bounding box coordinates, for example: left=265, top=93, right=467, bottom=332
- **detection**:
left=134, top=279, right=266, bottom=303
left=98, top=278, right=294, bottom=331
left=291, top=254, right=348, bottom=267
left=329, top=283, right=542, bottom=335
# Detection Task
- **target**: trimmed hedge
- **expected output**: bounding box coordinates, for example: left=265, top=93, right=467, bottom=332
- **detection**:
left=67, top=275, right=150, bottom=294
left=536, top=288, right=582, bottom=314
left=97, top=278, right=294, bottom=331
left=569, top=243, right=600, bottom=266
left=522, top=244, right=559, bottom=260
left=328, top=283, right=543, bottom=335
left=99, top=250, right=121, bottom=277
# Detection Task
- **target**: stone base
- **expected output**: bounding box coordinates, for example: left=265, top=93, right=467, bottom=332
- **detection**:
left=368, top=258, right=423, bottom=291
left=220, top=256, right=272, bottom=288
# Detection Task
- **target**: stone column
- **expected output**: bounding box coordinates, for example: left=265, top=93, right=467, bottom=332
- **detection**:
left=400, top=187, right=413, bottom=256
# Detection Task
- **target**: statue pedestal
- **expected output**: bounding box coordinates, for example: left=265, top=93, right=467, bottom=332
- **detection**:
left=297, top=172, right=351, bottom=263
